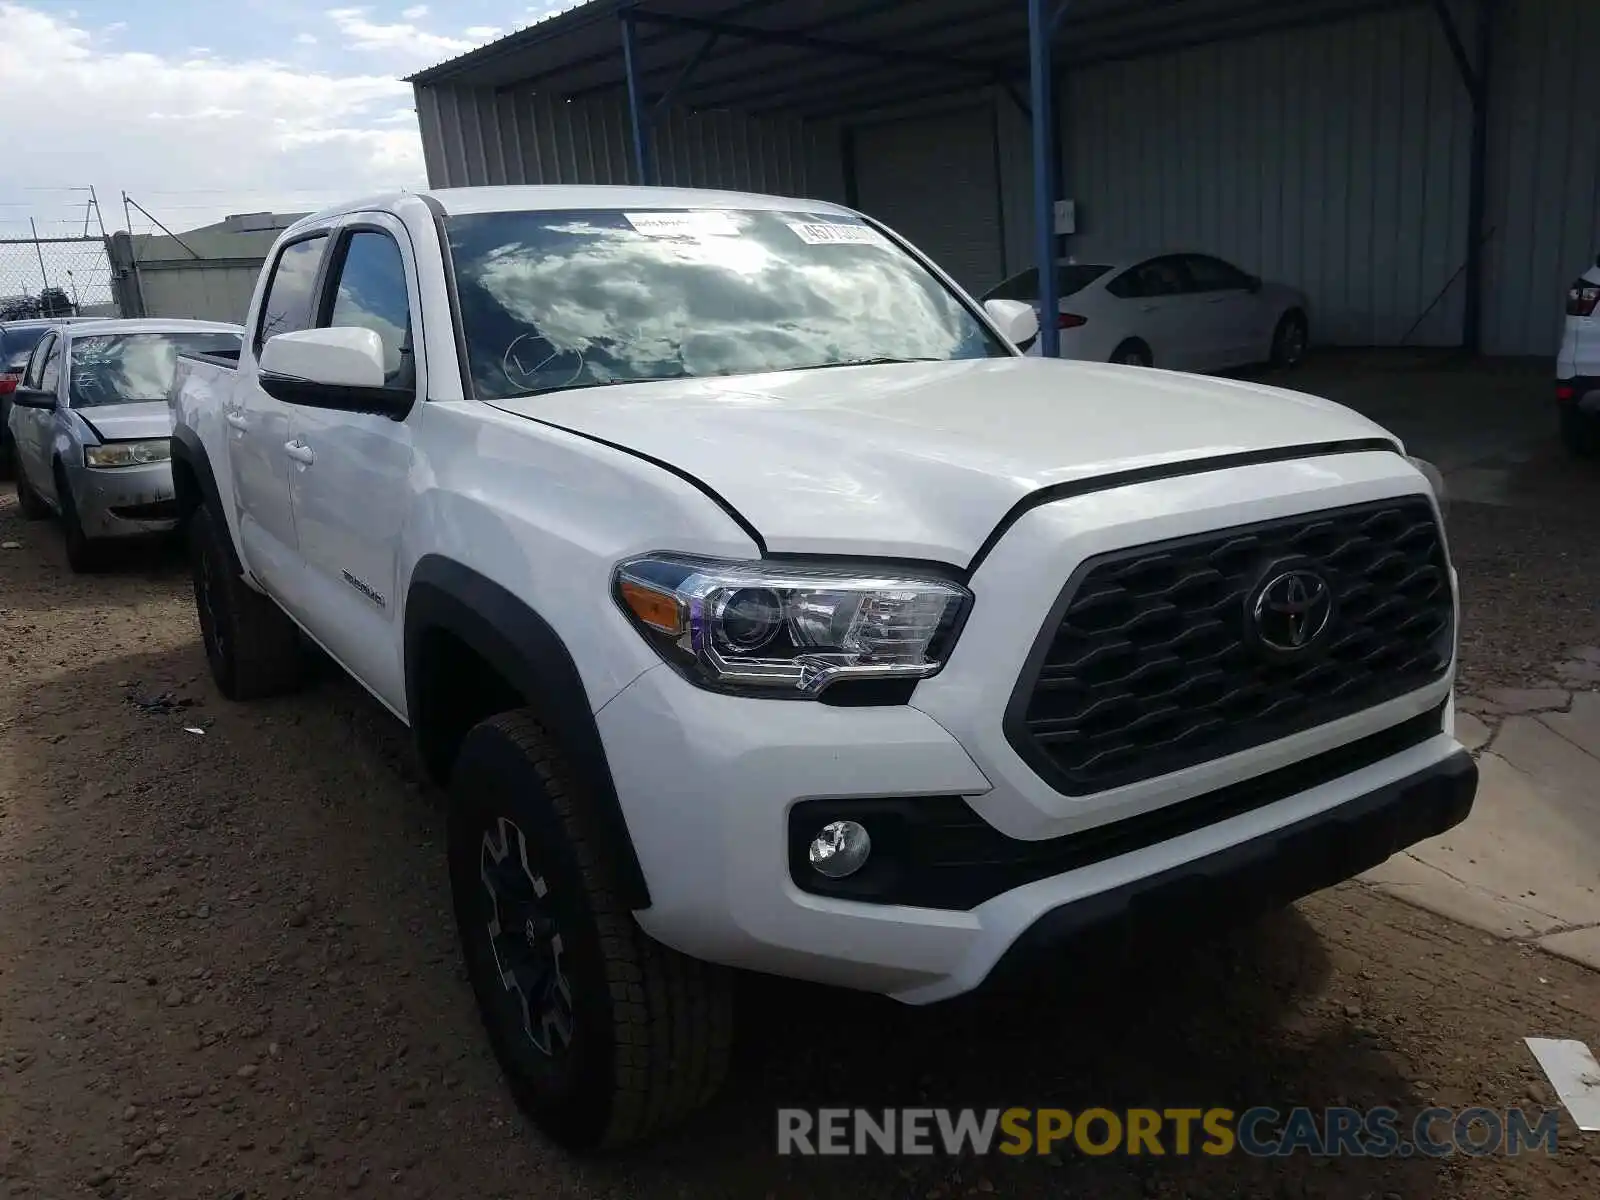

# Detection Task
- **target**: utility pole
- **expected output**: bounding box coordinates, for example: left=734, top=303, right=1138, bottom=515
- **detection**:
left=29, top=218, right=50, bottom=291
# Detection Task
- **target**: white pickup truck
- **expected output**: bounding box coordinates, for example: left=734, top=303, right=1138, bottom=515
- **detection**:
left=169, top=185, right=1475, bottom=1151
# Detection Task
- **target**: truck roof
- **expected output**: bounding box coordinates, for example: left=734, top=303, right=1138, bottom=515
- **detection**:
left=286, top=185, right=856, bottom=232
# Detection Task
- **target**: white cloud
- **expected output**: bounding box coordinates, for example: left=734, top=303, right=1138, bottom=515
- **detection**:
left=327, top=6, right=474, bottom=56
left=401, top=3, right=428, bottom=17
left=295, top=31, right=318, bottom=44
left=0, top=3, right=425, bottom=239
left=462, top=25, right=502, bottom=39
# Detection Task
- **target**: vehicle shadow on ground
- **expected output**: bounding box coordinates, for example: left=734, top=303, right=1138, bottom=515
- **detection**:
left=5, top=645, right=1445, bottom=1200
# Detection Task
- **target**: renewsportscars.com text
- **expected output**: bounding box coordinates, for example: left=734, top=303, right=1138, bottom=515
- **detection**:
left=776, top=1106, right=1560, bottom=1158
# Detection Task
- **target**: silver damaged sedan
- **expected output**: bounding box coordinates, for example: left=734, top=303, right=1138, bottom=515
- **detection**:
left=7, top=318, right=242, bottom=570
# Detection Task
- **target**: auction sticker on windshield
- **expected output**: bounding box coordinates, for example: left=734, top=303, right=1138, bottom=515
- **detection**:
left=785, top=221, right=888, bottom=247
left=624, top=211, right=740, bottom=238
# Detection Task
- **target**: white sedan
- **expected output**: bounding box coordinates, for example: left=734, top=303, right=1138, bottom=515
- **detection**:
left=980, top=252, right=1310, bottom=372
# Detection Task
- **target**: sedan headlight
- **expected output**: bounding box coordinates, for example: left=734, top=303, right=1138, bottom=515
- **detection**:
left=613, top=554, right=971, bottom=697
left=84, top=439, right=171, bottom=469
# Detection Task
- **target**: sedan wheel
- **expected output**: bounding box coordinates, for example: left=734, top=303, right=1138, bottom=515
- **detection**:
left=1271, top=312, right=1309, bottom=368
left=1111, top=341, right=1152, bottom=368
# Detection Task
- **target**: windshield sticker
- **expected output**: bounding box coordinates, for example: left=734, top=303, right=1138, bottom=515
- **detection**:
left=624, top=211, right=740, bottom=238
left=784, top=221, right=888, bottom=247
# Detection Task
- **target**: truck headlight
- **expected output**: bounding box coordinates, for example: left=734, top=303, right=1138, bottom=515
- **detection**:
left=613, top=554, right=971, bottom=697
left=85, top=440, right=171, bottom=469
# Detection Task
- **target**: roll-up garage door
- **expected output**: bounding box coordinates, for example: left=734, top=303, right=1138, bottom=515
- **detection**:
left=852, top=105, right=1004, bottom=296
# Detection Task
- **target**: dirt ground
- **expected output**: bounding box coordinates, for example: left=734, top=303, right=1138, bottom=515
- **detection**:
left=4, top=412, right=1600, bottom=1197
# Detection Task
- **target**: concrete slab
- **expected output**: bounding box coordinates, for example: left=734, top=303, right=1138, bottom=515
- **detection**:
left=1363, top=734, right=1600, bottom=943
left=1484, top=687, right=1571, bottom=715
left=1455, top=711, right=1493, bottom=753
left=1538, top=691, right=1600, bottom=760
left=1538, top=927, right=1600, bottom=973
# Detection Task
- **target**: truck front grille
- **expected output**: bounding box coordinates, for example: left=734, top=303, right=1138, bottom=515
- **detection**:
left=1006, top=497, right=1452, bottom=795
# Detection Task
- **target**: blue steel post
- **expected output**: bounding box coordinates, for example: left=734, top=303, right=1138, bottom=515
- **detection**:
left=1027, top=0, right=1059, bottom=357
left=620, top=11, right=653, bottom=185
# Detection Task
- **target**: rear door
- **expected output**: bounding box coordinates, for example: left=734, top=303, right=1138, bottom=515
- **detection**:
left=1180, top=254, right=1262, bottom=368
left=1106, top=257, right=1197, bottom=368
left=231, top=231, right=331, bottom=594
left=13, top=334, right=62, bottom=496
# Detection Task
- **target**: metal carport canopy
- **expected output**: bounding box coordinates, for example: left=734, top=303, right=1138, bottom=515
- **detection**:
left=406, top=0, right=1454, bottom=356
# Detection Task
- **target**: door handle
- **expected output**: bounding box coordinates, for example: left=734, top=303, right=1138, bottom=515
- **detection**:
left=283, top=440, right=316, bottom=466
left=224, top=411, right=248, bottom=430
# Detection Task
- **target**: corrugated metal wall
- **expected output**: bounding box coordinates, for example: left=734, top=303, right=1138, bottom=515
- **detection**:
left=415, top=84, right=844, bottom=201
left=415, top=0, right=1600, bottom=358
left=1483, top=0, right=1600, bottom=357
left=1063, top=3, right=1474, bottom=347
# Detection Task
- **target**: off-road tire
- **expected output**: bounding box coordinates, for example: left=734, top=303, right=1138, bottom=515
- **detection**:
left=14, top=465, right=48, bottom=520
left=448, top=710, right=733, bottom=1151
left=188, top=504, right=307, bottom=699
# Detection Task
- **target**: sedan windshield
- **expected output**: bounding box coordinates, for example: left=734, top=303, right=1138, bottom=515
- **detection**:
left=445, top=208, right=1009, bottom=400
left=68, top=331, right=241, bottom=408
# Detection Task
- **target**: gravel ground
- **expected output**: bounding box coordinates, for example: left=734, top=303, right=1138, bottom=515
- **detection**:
left=3, top=442, right=1600, bottom=1198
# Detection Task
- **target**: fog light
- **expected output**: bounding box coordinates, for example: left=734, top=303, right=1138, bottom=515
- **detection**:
left=808, top=820, right=871, bottom=879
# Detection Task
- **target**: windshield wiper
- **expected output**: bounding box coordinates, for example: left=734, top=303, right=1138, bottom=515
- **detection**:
left=498, top=378, right=635, bottom=399
left=780, top=356, right=946, bottom=373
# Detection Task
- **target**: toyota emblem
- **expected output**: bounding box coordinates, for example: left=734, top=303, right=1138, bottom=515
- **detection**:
left=1249, top=567, right=1334, bottom=654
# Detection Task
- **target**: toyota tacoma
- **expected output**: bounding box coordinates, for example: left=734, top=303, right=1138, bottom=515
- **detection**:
left=167, top=185, right=1476, bottom=1151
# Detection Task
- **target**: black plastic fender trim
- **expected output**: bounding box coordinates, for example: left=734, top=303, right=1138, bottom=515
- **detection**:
left=404, top=555, right=652, bottom=910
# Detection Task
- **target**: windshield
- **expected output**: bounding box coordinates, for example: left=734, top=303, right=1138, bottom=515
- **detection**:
left=68, top=331, right=241, bottom=407
left=982, top=264, right=1112, bottom=303
left=445, top=208, right=1009, bottom=400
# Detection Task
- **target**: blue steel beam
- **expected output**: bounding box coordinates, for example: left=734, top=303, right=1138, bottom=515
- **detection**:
left=625, top=8, right=1016, bottom=82
left=1028, top=0, right=1060, bottom=359
left=651, top=30, right=721, bottom=117
left=619, top=11, right=653, bottom=184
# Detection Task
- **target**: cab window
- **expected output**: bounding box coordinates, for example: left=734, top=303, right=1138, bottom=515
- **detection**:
left=322, top=230, right=414, bottom=388
left=256, top=235, right=329, bottom=351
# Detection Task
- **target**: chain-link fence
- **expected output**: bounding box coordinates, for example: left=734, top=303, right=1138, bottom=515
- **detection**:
left=0, top=235, right=122, bottom=320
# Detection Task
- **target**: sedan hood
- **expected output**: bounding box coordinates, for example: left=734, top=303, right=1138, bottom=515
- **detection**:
left=488, top=358, right=1399, bottom=564
left=76, top=401, right=174, bottom=443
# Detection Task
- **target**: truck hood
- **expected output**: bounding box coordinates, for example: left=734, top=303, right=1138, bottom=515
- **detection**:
left=76, top=401, right=175, bottom=443
left=487, top=357, right=1399, bottom=564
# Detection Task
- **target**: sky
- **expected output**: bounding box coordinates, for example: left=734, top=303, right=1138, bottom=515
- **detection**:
left=0, top=1, right=576, bottom=242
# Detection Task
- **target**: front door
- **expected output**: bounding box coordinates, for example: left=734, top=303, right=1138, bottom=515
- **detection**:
left=14, top=333, right=62, bottom=498
left=285, top=216, right=421, bottom=713
left=229, top=231, right=331, bottom=595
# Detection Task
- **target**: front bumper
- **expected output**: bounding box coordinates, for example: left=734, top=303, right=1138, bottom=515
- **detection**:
left=601, top=450, right=1470, bottom=1004
left=985, top=747, right=1475, bottom=988
left=603, top=661, right=1473, bottom=1005
left=70, top=459, right=178, bottom=537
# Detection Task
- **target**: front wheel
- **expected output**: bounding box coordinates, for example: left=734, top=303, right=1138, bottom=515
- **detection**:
left=54, top=466, right=103, bottom=573
left=1270, top=311, right=1309, bottom=368
left=448, top=710, right=732, bottom=1151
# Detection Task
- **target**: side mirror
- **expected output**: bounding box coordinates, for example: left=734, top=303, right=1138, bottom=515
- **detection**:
left=984, top=298, right=1041, bottom=350
left=10, top=385, right=56, bottom=409
left=258, top=327, right=412, bottom=419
